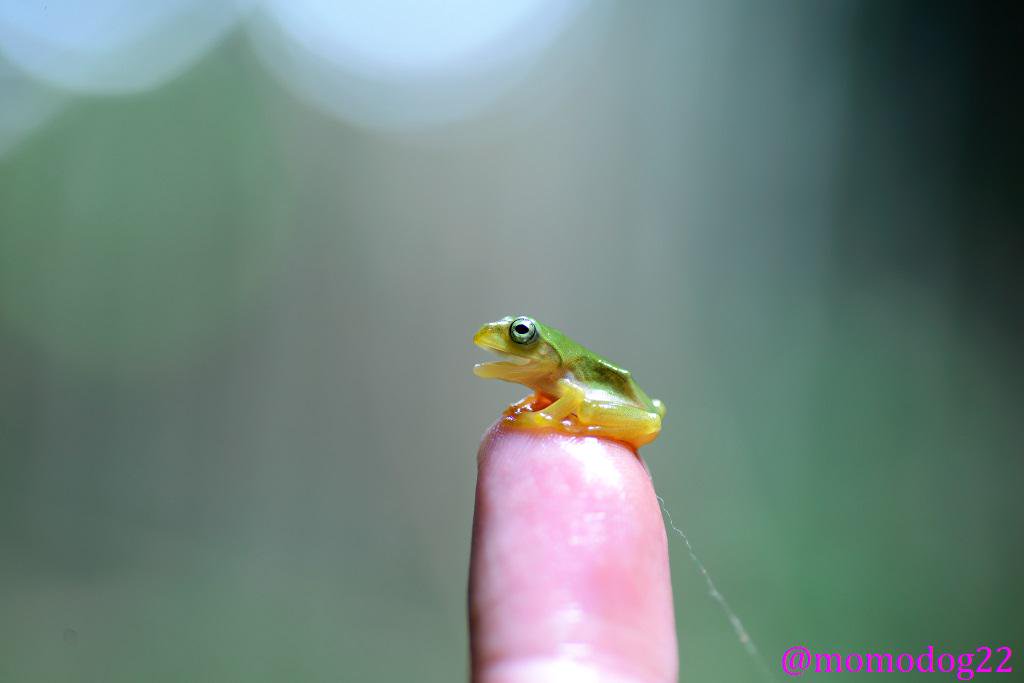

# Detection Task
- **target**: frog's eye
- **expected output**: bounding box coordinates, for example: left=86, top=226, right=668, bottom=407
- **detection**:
left=509, top=317, right=538, bottom=344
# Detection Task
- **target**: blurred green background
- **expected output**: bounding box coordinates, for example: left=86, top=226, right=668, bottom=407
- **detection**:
left=1, top=1, right=1021, bottom=681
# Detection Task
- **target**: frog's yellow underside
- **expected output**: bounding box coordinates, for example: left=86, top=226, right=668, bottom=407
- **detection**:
left=473, top=316, right=665, bottom=449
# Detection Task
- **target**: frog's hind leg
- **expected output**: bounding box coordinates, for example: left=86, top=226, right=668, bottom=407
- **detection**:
left=652, top=398, right=666, bottom=418
left=575, top=400, right=663, bottom=448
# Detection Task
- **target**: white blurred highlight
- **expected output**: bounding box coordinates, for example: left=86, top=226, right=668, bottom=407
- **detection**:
left=0, top=59, right=64, bottom=157
left=249, top=0, right=589, bottom=129
left=0, top=0, right=590, bottom=147
left=0, top=0, right=247, bottom=94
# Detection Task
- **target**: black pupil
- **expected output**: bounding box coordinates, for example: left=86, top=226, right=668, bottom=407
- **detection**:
left=514, top=324, right=529, bottom=335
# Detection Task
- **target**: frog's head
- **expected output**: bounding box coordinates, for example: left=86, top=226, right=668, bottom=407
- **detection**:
left=473, top=315, right=561, bottom=383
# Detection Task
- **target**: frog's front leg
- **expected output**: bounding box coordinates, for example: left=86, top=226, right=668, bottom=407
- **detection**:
left=506, top=394, right=537, bottom=414
left=511, top=380, right=584, bottom=428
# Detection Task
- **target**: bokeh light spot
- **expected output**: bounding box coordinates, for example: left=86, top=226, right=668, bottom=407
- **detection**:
left=249, top=0, right=589, bottom=129
left=0, top=0, right=247, bottom=94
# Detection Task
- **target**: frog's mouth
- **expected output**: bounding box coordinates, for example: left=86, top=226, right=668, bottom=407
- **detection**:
left=473, top=337, right=532, bottom=378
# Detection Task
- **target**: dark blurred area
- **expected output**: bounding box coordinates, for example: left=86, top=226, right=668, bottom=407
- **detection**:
left=1, top=2, right=1021, bottom=681
left=840, top=1, right=1022, bottom=339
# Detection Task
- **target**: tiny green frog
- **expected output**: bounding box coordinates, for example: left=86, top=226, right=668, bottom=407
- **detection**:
left=473, top=316, right=665, bottom=449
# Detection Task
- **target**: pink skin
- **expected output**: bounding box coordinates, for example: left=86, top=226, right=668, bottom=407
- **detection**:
left=469, top=426, right=678, bottom=683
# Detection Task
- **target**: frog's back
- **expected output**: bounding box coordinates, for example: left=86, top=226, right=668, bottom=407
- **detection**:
left=540, top=322, right=659, bottom=411
left=565, top=346, right=657, bottom=412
